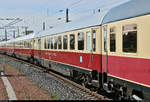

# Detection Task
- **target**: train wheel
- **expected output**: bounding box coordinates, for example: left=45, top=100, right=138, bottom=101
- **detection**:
left=30, top=58, right=34, bottom=64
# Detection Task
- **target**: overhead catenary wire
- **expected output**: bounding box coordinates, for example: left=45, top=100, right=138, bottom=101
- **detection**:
left=69, top=0, right=130, bottom=13
left=45, top=0, right=129, bottom=21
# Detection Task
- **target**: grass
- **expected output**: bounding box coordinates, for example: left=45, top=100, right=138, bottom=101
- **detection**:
left=24, top=90, right=28, bottom=95
left=3, top=89, right=8, bottom=96
left=26, top=96, right=30, bottom=99
left=51, top=93, right=58, bottom=100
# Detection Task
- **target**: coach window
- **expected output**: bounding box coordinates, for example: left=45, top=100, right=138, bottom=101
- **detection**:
left=33, top=40, right=35, bottom=48
left=44, top=38, right=47, bottom=49
left=123, top=24, right=137, bottom=53
left=58, top=36, right=62, bottom=49
left=46, top=39, right=48, bottom=49
left=51, top=37, right=54, bottom=49
left=63, top=35, right=68, bottom=50
left=29, top=41, right=32, bottom=48
left=27, top=42, right=29, bottom=48
left=54, top=37, right=58, bottom=49
left=24, top=41, right=26, bottom=48
left=92, top=30, right=96, bottom=51
left=47, top=38, right=50, bottom=49
left=110, top=27, right=116, bottom=52
left=70, top=34, right=75, bottom=50
left=49, top=38, right=51, bottom=49
left=86, top=32, right=91, bottom=51
left=78, top=32, right=84, bottom=50
left=25, top=41, right=28, bottom=48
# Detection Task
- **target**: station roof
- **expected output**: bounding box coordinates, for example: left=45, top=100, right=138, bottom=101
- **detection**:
left=102, top=0, right=150, bottom=24
left=35, top=10, right=108, bottom=38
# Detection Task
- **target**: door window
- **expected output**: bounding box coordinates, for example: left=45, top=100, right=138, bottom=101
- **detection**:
left=104, top=26, right=107, bottom=52
left=110, top=27, right=116, bottom=52
left=92, top=30, right=96, bottom=51
left=86, top=32, right=91, bottom=51
left=38, top=39, right=41, bottom=49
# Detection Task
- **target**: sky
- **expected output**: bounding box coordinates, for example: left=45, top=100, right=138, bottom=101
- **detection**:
left=0, top=0, right=130, bottom=39
left=0, top=0, right=130, bottom=16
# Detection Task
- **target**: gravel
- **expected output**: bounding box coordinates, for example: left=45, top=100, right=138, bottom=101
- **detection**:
left=0, top=56, right=98, bottom=100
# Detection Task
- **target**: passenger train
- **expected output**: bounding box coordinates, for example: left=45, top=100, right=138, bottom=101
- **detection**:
left=0, top=0, right=150, bottom=100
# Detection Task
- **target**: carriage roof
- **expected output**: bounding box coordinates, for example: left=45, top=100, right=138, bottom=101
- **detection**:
left=0, top=33, right=35, bottom=45
left=35, top=10, right=108, bottom=38
left=102, top=0, right=150, bottom=24
left=13, top=33, right=35, bottom=42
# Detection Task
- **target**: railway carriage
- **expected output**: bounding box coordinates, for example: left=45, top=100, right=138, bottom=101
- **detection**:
left=33, top=11, right=108, bottom=86
left=0, top=41, right=7, bottom=54
left=0, top=0, right=150, bottom=100
left=0, top=33, right=35, bottom=61
left=14, top=34, right=35, bottom=61
left=5, top=39, right=15, bottom=56
left=0, top=39, right=15, bottom=56
left=101, top=0, right=150, bottom=100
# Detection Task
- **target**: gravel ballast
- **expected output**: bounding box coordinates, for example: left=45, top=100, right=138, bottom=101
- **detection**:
left=0, top=56, right=98, bottom=100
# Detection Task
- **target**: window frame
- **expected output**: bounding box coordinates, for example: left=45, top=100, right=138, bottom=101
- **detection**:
left=63, top=35, right=68, bottom=50
left=58, top=36, right=62, bottom=50
left=86, top=31, right=91, bottom=51
left=110, top=27, right=116, bottom=52
left=54, top=36, right=58, bottom=50
left=122, top=24, right=137, bottom=53
left=78, top=32, right=84, bottom=50
left=70, top=34, right=75, bottom=50
left=44, top=38, right=47, bottom=49
left=51, top=37, right=54, bottom=49
left=47, top=38, right=50, bottom=49
left=92, top=30, right=96, bottom=52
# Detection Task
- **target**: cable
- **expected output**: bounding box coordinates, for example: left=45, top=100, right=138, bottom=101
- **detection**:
left=67, top=0, right=130, bottom=17
left=43, top=0, right=85, bottom=21
left=70, top=0, right=129, bottom=13
left=68, top=0, right=85, bottom=8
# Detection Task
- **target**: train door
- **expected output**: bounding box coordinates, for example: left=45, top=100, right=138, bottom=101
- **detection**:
left=31, top=39, right=34, bottom=58
left=38, top=39, right=41, bottom=58
left=102, top=25, right=108, bottom=83
left=87, top=29, right=96, bottom=69
left=86, top=31, right=92, bottom=69
left=13, top=41, right=15, bottom=57
left=33, top=40, right=36, bottom=53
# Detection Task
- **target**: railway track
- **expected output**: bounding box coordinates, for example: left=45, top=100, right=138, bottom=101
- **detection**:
left=0, top=54, right=111, bottom=100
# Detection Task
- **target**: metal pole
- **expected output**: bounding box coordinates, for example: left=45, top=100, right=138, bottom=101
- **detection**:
left=25, top=27, right=27, bottom=35
left=66, top=8, right=69, bottom=23
left=13, top=31, right=15, bottom=38
left=5, top=29, right=7, bottom=41
left=17, top=27, right=19, bottom=37
left=43, top=22, right=45, bottom=31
